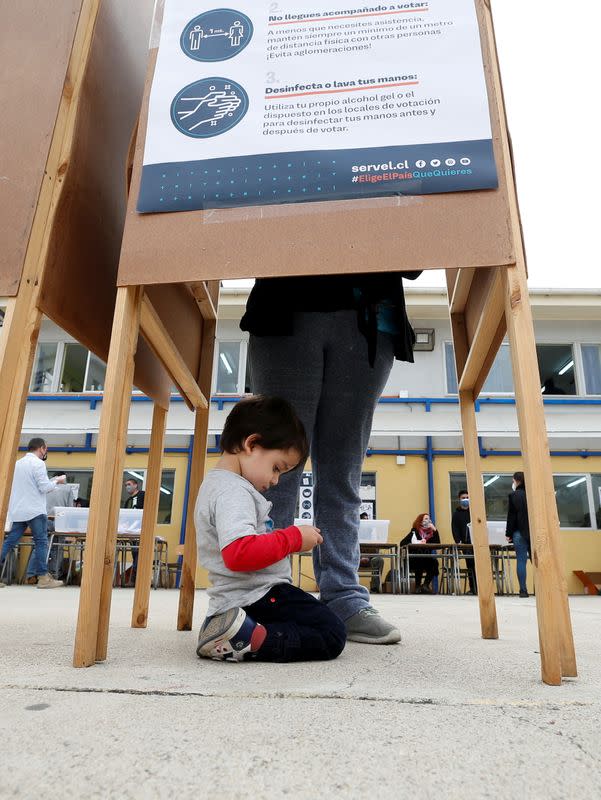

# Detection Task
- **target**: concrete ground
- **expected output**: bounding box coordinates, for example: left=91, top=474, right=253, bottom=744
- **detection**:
left=0, top=588, right=599, bottom=799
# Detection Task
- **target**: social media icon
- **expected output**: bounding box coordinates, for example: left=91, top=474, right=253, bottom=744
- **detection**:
left=460, top=157, right=471, bottom=166
left=416, top=160, right=426, bottom=168
left=445, top=158, right=456, bottom=166
left=430, top=159, right=441, bottom=167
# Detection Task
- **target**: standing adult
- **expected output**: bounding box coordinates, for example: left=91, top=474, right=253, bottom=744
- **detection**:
left=0, top=438, right=66, bottom=588
left=451, top=489, right=477, bottom=595
left=241, top=271, right=421, bottom=643
left=123, top=477, right=145, bottom=582
left=506, top=471, right=530, bottom=597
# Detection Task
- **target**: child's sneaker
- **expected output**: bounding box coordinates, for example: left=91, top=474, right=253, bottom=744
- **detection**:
left=197, top=607, right=258, bottom=661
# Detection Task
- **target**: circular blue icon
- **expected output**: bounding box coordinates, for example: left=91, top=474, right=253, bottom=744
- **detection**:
left=181, top=9, right=253, bottom=62
left=171, top=77, right=248, bottom=139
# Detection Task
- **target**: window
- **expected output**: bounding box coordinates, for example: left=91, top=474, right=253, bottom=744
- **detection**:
left=121, top=468, right=175, bottom=524
left=445, top=343, right=513, bottom=395
left=449, top=472, right=513, bottom=521
left=581, top=345, right=601, bottom=395
left=214, top=340, right=247, bottom=394
left=553, top=474, right=590, bottom=528
left=30, top=342, right=107, bottom=393
left=30, top=343, right=58, bottom=392
left=537, top=344, right=576, bottom=395
left=450, top=472, right=599, bottom=530
left=590, top=475, right=601, bottom=529
left=60, top=343, right=88, bottom=392
left=85, top=353, right=107, bottom=391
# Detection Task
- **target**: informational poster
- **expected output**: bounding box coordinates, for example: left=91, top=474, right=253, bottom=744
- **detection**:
left=138, top=0, right=498, bottom=213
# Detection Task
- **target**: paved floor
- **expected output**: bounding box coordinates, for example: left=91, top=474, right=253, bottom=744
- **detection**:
left=1, top=588, right=599, bottom=799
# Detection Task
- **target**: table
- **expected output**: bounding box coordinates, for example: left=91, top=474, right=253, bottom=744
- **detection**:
left=296, top=542, right=401, bottom=594
left=398, top=543, right=456, bottom=594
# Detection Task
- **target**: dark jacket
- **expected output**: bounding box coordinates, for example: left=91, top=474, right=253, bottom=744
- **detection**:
left=451, top=507, right=471, bottom=544
left=506, top=487, right=529, bottom=542
left=400, top=527, right=441, bottom=547
left=240, top=272, right=422, bottom=366
left=124, top=490, right=145, bottom=510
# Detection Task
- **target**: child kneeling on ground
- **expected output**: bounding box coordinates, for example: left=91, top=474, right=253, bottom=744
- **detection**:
left=195, top=395, right=347, bottom=662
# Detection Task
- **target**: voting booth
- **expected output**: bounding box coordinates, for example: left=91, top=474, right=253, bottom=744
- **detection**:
left=59, top=0, right=575, bottom=685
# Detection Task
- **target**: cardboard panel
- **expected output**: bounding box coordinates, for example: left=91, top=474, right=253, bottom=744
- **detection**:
left=117, top=0, right=515, bottom=287
left=36, top=0, right=173, bottom=404
left=0, top=0, right=83, bottom=295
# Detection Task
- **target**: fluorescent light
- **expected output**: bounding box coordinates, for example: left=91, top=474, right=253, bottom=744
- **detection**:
left=160, top=487, right=171, bottom=495
left=483, top=475, right=500, bottom=487
left=126, top=470, right=144, bottom=481
left=558, top=359, right=574, bottom=376
left=566, top=476, right=586, bottom=488
left=220, top=352, right=233, bottom=375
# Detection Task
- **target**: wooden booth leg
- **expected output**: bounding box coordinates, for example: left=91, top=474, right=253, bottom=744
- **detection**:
left=503, top=265, right=577, bottom=684
left=131, top=404, right=167, bottom=628
left=73, top=286, right=142, bottom=667
left=177, top=316, right=216, bottom=631
left=459, top=390, right=499, bottom=639
left=0, top=301, right=44, bottom=553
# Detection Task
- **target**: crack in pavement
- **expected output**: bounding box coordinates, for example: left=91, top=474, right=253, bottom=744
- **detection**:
left=1, top=684, right=597, bottom=709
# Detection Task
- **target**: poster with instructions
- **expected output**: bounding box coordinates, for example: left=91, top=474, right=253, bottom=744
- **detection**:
left=138, top=0, right=498, bottom=212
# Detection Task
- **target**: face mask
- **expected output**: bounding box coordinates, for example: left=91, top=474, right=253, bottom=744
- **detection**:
left=512, top=481, right=517, bottom=491
left=125, top=484, right=136, bottom=495
left=41, top=452, right=48, bottom=461
left=460, top=498, right=469, bottom=508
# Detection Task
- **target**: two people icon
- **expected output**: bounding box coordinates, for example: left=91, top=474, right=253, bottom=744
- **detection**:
left=188, top=21, right=245, bottom=52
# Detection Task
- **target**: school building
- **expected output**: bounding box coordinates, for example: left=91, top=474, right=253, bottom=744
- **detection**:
left=4, top=284, right=601, bottom=593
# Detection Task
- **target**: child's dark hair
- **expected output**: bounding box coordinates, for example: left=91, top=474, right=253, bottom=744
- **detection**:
left=220, top=395, right=309, bottom=461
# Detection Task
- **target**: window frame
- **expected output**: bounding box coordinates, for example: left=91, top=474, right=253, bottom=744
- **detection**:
left=444, top=341, right=514, bottom=397
left=579, top=342, right=601, bottom=397
left=212, top=338, right=248, bottom=395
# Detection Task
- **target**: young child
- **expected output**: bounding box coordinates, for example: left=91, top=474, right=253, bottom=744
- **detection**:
left=195, top=395, right=347, bottom=662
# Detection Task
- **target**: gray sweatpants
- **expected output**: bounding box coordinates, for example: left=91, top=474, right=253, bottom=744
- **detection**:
left=248, top=310, right=394, bottom=620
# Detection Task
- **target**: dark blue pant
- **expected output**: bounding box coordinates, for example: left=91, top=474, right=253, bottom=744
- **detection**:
left=512, top=530, right=530, bottom=593
left=1, top=515, right=49, bottom=577
left=243, top=583, right=346, bottom=662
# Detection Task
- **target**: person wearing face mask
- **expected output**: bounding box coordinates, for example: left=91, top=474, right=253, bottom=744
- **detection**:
left=451, top=489, right=477, bottom=595
left=0, top=438, right=66, bottom=589
left=122, top=478, right=146, bottom=584
left=506, top=471, right=531, bottom=598
left=400, top=512, right=441, bottom=594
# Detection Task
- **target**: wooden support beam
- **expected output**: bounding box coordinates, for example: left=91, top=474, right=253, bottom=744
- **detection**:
left=95, top=351, right=136, bottom=662
left=458, top=390, right=499, bottom=639
left=139, top=295, right=207, bottom=412
left=458, top=269, right=505, bottom=392
left=449, top=268, right=476, bottom=315
left=472, top=315, right=507, bottom=400
left=131, top=404, right=167, bottom=628
left=73, top=286, right=142, bottom=667
left=187, top=281, right=218, bottom=321
left=503, top=265, right=577, bottom=683
left=178, top=316, right=217, bottom=631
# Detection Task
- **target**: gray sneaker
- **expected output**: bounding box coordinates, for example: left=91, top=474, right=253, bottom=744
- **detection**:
left=345, top=607, right=401, bottom=644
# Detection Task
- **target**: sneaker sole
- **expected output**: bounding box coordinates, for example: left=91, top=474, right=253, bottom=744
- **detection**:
left=37, top=583, right=63, bottom=589
left=197, top=608, right=245, bottom=658
left=346, top=629, right=402, bottom=645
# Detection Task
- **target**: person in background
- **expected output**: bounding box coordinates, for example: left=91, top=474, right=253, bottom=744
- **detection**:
left=123, top=478, right=145, bottom=510
left=0, top=438, right=66, bottom=589
left=75, top=497, right=89, bottom=508
left=123, top=477, right=145, bottom=582
left=400, top=512, right=441, bottom=594
left=506, top=471, right=531, bottom=598
left=451, top=489, right=477, bottom=595
left=359, top=511, right=385, bottom=593
left=25, top=476, right=74, bottom=584
left=195, top=395, right=346, bottom=662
